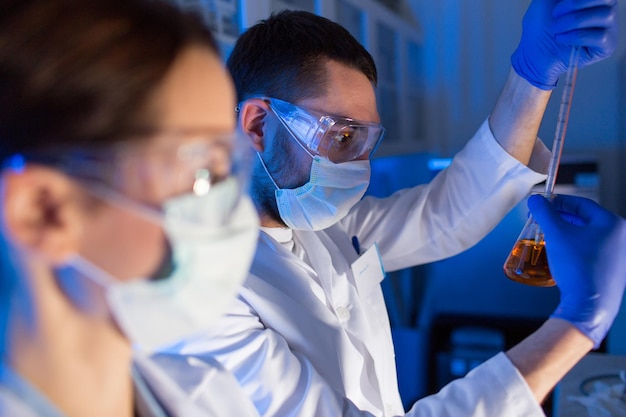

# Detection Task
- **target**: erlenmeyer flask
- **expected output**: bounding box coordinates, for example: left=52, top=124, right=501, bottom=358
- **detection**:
left=503, top=214, right=555, bottom=287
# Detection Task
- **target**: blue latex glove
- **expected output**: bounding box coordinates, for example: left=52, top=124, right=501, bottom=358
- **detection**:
left=528, top=194, right=626, bottom=348
left=512, top=0, right=619, bottom=90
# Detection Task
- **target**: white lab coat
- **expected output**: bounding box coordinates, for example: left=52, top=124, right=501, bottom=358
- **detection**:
left=0, top=354, right=259, bottom=417
left=133, top=352, right=260, bottom=417
left=176, top=119, right=549, bottom=417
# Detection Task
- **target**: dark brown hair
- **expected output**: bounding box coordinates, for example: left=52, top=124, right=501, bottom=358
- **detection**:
left=227, top=9, right=377, bottom=104
left=0, top=0, right=218, bottom=162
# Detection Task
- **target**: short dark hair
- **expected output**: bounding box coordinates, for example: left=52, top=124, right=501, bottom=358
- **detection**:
left=0, top=0, right=218, bottom=163
left=227, top=9, right=377, bottom=104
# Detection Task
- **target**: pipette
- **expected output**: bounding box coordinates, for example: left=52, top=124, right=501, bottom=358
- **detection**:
left=504, top=46, right=582, bottom=287
left=544, top=46, right=581, bottom=195
left=532, top=46, right=581, bottom=249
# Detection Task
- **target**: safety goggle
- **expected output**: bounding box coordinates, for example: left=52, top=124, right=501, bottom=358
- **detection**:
left=2, top=129, right=253, bottom=217
left=265, top=97, right=385, bottom=163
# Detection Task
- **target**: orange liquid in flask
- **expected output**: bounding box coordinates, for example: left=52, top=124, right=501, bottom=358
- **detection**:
left=503, top=238, right=554, bottom=287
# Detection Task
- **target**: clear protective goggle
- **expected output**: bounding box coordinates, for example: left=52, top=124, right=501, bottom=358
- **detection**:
left=264, top=97, right=385, bottom=163
left=2, top=129, right=254, bottom=223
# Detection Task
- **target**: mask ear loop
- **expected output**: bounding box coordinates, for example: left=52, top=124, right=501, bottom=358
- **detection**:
left=58, top=253, right=116, bottom=288
left=256, top=152, right=280, bottom=191
left=80, top=181, right=165, bottom=227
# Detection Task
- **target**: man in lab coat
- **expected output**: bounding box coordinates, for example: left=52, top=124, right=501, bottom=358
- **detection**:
left=174, top=1, right=622, bottom=416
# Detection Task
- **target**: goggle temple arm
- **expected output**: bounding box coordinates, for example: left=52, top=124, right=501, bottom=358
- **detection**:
left=265, top=98, right=328, bottom=159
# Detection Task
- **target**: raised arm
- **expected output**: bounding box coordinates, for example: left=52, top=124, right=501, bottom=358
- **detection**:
left=489, top=0, right=618, bottom=169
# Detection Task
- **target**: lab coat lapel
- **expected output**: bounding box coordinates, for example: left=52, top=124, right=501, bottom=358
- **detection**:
left=253, top=232, right=329, bottom=310
left=322, top=226, right=393, bottom=341
left=293, top=229, right=389, bottom=411
left=321, top=226, right=402, bottom=414
left=292, top=230, right=337, bottom=300
left=249, top=232, right=383, bottom=410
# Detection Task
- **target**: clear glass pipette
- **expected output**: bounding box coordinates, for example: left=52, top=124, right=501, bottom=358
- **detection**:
left=544, top=45, right=581, bottom=195
left=503, top=45, right=581, bottom=287
left=534, top=45, right=581, bottom=249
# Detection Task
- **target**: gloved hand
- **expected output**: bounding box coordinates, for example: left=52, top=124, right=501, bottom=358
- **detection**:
left=512, top=0, right=619, bottom=90
left=528, top=194, right=626, bottom=348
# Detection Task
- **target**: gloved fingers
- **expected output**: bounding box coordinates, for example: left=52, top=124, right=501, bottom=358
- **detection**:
left=552, top=6, right=617, bottom=34
left=528, top=194, right=599, bottom=232
left=550, top=194, right=617, bottom=227
left=555, top=28, right=617, bottom=60
left=527, top=194, right=572, bottom=237
left=552, top=0, right=618, bottom=19
left=551, top=0, right=618, bottom=61
left=552, top=195, right=621, bottom=234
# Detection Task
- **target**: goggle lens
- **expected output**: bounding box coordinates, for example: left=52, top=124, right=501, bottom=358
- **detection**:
left=266, top=98, right=385, bottom=163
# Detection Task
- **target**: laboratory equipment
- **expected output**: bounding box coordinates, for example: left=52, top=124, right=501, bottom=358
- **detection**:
left=503, top=205, right=554, bottom=286
left=503, top=46, right=581, bottom=287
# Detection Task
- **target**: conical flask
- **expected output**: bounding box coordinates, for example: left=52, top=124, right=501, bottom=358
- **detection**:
left=503, top=215, right=555, bottom=287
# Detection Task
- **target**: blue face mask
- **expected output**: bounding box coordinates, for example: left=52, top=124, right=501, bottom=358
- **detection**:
left=258, top=154, right=370, bottom=231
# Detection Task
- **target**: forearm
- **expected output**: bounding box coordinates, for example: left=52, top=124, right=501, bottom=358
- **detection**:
left=489, top=69, right=552, bottom=171
left=505, top=318, right=593, bottom=404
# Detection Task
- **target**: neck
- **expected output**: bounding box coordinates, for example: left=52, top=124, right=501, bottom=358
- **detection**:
left=6, top=263, right=134, bottom=417
left=259, top=213, right=287, bottom=228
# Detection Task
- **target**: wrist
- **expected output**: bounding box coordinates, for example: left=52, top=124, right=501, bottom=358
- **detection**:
left=511, top=48, right=558, bottom=91
left=550, top=302, right=608, bottom=349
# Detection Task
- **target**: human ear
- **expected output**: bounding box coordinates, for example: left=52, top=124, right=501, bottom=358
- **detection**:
left=239, top=98, right=271, bottom=153
left=1, top=165, right=83, bottom=265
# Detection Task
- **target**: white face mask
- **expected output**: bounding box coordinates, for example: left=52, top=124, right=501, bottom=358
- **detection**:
left=259, top=154, right=370, bottom=231
left=58, top=178, right=259, bottom=352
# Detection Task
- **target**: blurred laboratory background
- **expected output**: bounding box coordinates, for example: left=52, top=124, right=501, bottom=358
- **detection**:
left=169, top=0, right=626, bottom=410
